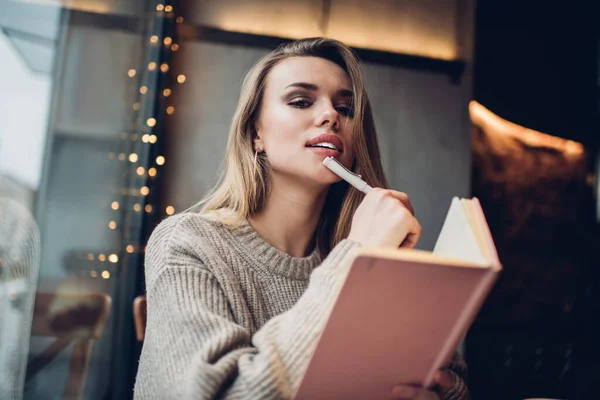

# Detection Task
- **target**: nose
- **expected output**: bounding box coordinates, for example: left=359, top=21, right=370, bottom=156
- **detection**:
left=315, top=103, right=340, bottom=131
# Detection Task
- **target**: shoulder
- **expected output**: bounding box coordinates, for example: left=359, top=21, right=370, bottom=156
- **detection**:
left=144, top=212, right=234, bottom=285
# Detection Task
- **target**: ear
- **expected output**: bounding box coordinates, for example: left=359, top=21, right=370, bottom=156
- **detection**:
left=252, top=127, right=263, bottom=152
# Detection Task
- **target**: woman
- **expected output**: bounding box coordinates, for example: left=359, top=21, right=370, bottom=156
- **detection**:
left=134, top=37, right=469, bottom=400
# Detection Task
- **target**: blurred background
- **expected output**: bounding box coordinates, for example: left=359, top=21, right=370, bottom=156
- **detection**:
left=0, top=0, right=598, bottom=399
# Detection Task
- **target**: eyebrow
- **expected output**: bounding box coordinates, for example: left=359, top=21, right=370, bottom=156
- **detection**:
left=285, top=82, right=353, bottom=98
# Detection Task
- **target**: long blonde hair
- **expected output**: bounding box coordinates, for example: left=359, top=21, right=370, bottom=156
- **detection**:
left=195, top=37, right=388, bottom=256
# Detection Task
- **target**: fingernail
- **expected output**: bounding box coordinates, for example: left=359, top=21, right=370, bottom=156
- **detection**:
left=392, top=385, right=418, bottom=398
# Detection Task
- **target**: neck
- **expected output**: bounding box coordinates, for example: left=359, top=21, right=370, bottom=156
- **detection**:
left=248, top=175, right=329, bottom=258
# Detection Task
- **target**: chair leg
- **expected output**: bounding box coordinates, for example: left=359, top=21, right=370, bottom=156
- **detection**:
left=63, top=339, right=93, bottom=400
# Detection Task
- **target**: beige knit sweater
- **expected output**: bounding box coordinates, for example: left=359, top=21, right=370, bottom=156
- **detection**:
left=134, top=212, right=469, bottom=400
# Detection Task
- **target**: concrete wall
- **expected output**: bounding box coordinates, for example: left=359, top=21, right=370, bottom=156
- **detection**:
left=163, top=37, right=474, bottom=250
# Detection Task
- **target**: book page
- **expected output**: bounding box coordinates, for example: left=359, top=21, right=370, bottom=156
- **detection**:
left=433, top=197, right=488, bottom=267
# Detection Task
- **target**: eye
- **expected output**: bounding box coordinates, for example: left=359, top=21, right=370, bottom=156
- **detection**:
left=336, top=105, right=354, bottom=118
left=288, top=99, right=312, bottom=108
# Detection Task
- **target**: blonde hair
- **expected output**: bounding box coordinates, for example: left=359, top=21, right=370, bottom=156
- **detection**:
left=195, top=37, right=388, bottom=256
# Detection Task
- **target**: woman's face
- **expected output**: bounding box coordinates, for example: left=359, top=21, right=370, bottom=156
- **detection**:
left=255, top=56, right=356, bottom=187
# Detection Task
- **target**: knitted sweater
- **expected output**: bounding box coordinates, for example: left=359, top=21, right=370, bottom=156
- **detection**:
left=134, top=212, right=469, bottom=399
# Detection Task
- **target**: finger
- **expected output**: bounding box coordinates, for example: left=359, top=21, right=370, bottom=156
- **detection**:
left=400, top=218, right=422, bottom=249
left=433, top=370, right=455, bottom=394
left=387, top=190, right=414, bottom=215
left=391, top=385, right=440, bottom=400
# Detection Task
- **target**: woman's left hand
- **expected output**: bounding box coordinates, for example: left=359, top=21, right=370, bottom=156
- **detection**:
left=391, top=369, right=456, bottom=400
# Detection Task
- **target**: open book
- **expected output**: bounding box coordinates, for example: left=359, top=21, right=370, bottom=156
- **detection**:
left=294, top=197, right=501, bottom=400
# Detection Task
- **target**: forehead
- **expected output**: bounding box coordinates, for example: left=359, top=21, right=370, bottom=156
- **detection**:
left=266, top=56, right=352, bottom=91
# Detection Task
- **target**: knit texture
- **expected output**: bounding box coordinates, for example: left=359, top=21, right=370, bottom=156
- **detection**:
left=133, top=212, right=470, bottom=399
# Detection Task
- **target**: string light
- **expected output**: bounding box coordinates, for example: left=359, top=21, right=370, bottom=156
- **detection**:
left=118, top=153, right=126, bottom=161
left=148, top=167, right=157, bottom=177
left=165, top=5, right=173, bottom=12
left=128, top=69, right=136, bottom=77
left=147, top=118, right=156, bottom=127
left=133, top=103, right=140, bottom=111
left=176, top=16, right=184, bottom=23
left=160, top=63, right=169, bottom=73
left=140, top=186, right=150, bottom=196
left=102, top=270, right=110, bottom=279
left=164, top=37, right=173, bottom=46
left=140, top=86, right=148, bottom=94
left=166, top=106, right=175, bottom=115
left=133, top=203, right=142, bottom=212
left=145, top=204, right=153, bottom=213
left=163, top=88, right=172, bottom=97
left=109, top=221, right=117, bottom=229
left=177, top=74, right=186, bottom=83
left=171, top=44, right=179, bottom=51
left=156, top=156, right=165, bottom=165
left=108, top=152, right=115, bottom=159
left=142, top=134, right=150, bottom=143
left=111, top=201, right=119, bottom=210
left=87, top=253, right=94, bottom=260
left=98, top=254, right=106, bottom=262
left=131, top=133, right=138, bottom=141
left=166, top=206, right=175, bottom=215
left=148, top=62, right=157, bottom=71
left=129, top=153, right=139, bottom=163
left=136, top=166, right=145, bottom=176
left=149, top=135, right=158, bottom=144
left=150, top=35, right=159, bottom=44
left=90, top=270, right=98, bottom=278
left=126, top=245, right=135, bottom=253
left=108, top=254, right=119, bottom=263
left=156, top=4, right=164, bottom=11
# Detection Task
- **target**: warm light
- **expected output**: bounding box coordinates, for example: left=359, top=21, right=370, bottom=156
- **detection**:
left=111, top=201, right=119, bottom=210
left=101, top=270, right=110, bottom=279
left=177, top=74, right=186, bottom=83
left=171, top=43, right=179, bottom=52
left=147, top=118, right=157, bottom=127
left=142, top=134, right=150, bottom=143
left=149, top=135, right=158, bottom=144
left=129, top=153, right=139, bottom=163
left=118, top=153, right=126, bottom=161
left=164, top=5, right=173, bottom=12
left=98, top=254, right=106, bottom=262
left=150, top=35, right=158, bottom=44
left=133, top=203, right=142, bottom=212
left=156, top=4, right=164, bottom=11
left=148, top=62, right=157, bottom=71
left=108, top=152, right=115, bottom=159
left=109, top=221, right=117, bottom=229
left=136, top=166, right=145, bottom=176
left=163, top=88, right=172, bottom=97
left=127, top=69, right=136, bottom=77
left=160, top=63, right=169, bottom=73
left=166, top=106, right=175, bottom=115
left=166, top=206, right=175, bottom=215
left=145, top=204, right=153, bottom=213
left=90, top=270, right=98, bottom=278
left=108, top=254, right=119, bottom=263
left=156, top=156, right=165, bottom=165
left=140, top=86, right=148, bottom=94
left=126, top=244, right=135, bottom=253
left=87, top=253, right=94, bottom=260
left=133, top=103, right=140, bottom=111
left=148, top=167, right=157, bottom=177
left=140, top=186, right=150, bottom=196
left=164, top=37, right=173, bottom=46
left=176, top=16, right=184, bottom=23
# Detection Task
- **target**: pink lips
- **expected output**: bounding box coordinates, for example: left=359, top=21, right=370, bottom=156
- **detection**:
left=306, top=133, right=344, bottom=157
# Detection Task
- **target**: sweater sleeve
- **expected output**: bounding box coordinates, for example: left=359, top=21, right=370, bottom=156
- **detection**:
left=443, top=352, right=470, bottom=400
left=134, top=217, right=360, bottom=400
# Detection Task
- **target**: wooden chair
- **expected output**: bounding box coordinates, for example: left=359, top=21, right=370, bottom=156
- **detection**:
left=133, top=295, right=147, bottom=342
left=25, top=292, right=111, bottom=400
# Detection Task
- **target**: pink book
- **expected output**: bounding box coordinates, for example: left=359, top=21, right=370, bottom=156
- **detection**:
left=294, top=197, right=502, bottom=400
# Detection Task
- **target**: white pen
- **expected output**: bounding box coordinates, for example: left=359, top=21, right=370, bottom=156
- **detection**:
left=322, top=156, right=373, bottom=194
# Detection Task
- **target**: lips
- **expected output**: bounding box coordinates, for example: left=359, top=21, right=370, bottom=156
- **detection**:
left=305, top=134, right=344, bottom=153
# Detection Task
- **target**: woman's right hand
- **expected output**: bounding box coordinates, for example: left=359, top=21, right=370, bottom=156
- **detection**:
left=348, top=188, right=422, bottom=249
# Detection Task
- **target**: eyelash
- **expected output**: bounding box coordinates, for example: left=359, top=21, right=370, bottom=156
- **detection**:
left=288, top=99, right=354, bottom=118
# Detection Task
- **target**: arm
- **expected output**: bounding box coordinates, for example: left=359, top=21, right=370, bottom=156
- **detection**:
left=134, top=217, right=359, bottom=400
